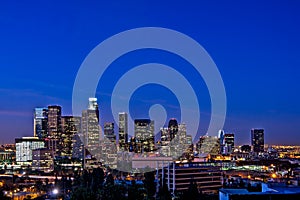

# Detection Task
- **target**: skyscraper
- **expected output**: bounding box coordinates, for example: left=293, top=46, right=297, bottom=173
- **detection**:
left=72, top=133, right=84, bottom=160
left=81, top=98, right=101, bottom=159
left=102, top=122, right=117, bottom=167
left=168, top=118, right=178, bottom=140
left=197, top=135, right=220, bottom=155
left=172, top=123, right=188, bottom=158
left=160, top=127, right=170, bottom=156
left=47, top=105, right=62, bottom=138
left=134, top=119, right=154, bottom=153
left=251, top=128, right=264, bottom=153
left=118, top=112, right=128, bottom=151
left=47, top=105, right=62, bottom=154
left=223, top=133, right=234, bottom=154
left=104, top=122, right=116, bottom=143
left=34, top=108, right=48, bottom=139
left=61, top=116, right=81, bottom=158
left=219, top=130, right=235, bottom=155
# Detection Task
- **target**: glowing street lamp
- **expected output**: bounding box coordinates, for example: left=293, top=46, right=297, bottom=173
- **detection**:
left=52, top=188, right=59, bottom=195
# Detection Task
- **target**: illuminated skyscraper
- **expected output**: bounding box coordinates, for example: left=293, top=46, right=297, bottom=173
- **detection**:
left=168, top=118, right=178, bottom=140
left=47, top=105, right=62, bottom=154
left=104, top=122, right=116, bottom=143
left=82, top=98, right=101, bottom=159
left=102, top=122, right=117, bottom=167
left=172, top=123, right=188, bottom=158
left=61, top=116, right=81, bottom=158
left=251, top=128, right=264, bottom=153
left=47, top=105, right=62, bottom=138
left=134, top=119, right=154, bottom=153
left=118, top=112, right=128, bottom=151
left=219, top=130, right=235, bottom=155
left=223, top=133, right=234, bottom=154
left=160, top=127, right=170, bottom=156
left=197, top=135, right=220, bottom=155
left=34, top=108, right=48, bottom=139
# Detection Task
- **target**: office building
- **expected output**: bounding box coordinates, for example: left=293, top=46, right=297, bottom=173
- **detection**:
left=119, top=112, right=128, bottom=151
left=197, top=135, right=220, bottom=155
left=47, top=105, right=62, bottom=154
left=162, top=162, right=222, bottom=194
left=33, top=107, right=48, bottom=139
left=160, top=120, right=192, bottom=158
left=104, top=122, right=116, bottom=143
left=219, top=130, right=225, bottom=154
left=171, top=123, right=188, bottom=158
left=160, top=127, right=170, bottom=156
left=134, top=119, right=155, bottom=153
left=223, top=133, right=234, bottom=154
left=32, top=148, right=54, bottom=172
left=72, top=133, right=84, bottom=160
left=219, top=183, right=300, bottom=200
left=251, top=129, right=264, bottom=153
left=219, top=130, right=235, bottom=155
left=185, top=134, right=193, bottom=154
left=15, top=137, right=45, bottom=165
left=47, top=105, right=62, bottom=138
left=102, top=122, right=117, bottom=167
left=129, top=137, right=137, bottom=153
left=61, top=116, right=81, bottom=158
left=81, top=98, right=101, bottom=159
left=168, top=118, right=178, bottom=140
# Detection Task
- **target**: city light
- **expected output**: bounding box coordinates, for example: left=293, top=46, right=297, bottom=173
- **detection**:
left=52, top=188, right=59, bottom=195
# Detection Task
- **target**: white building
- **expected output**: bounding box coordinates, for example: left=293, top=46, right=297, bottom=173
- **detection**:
left=15, top=137, right=45, bottom=165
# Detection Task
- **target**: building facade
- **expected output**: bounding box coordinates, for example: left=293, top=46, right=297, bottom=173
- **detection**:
left=81, top=98, right=101, bottom=159
left=15, top=137, right=45, bottom=165
left=251, top=129, right=264, bottom=153
left=32, top=148, right=54, bottom=172
left=61, top=116, right=81, bottom=158
left=162, top=162, right=222, bottom=194
left=33, top=107, right=48, bottom=139
left=197, top=135, right=220, bottom=155
left=134, top=119, right=155, bottom=153
left=47, top=105, right=62, bottom=154
left=118, top=112, right=128, bottom=151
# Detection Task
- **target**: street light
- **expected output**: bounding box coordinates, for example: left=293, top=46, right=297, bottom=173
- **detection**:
left=52, top=188, right=59, bottom=195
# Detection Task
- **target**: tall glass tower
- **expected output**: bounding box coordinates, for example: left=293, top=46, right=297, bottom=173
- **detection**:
left=47, top=105, right=62, bottom=138
left=81, top=98, right=100, bottom=159
left=134, top=119, right=154, bottom=153
left=34, top=108, right=48, bottom=139
left=251, top=128, right=264, bottom=153
left=118, top=112, right=128, bottom=151
left=47, top=105, right=62, bottom=155
left=61, top=116, right=81, bottom=158
left=168, top=118, right=178, bottom=140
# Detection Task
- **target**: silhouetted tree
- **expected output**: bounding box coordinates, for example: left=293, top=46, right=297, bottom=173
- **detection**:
left=182, top=179, right=199, bottom=200
left=158, top=182, right=172, bottom=200
left=91, top=167, right=104, bottom=191
left=144, top=171, right=156, bottom=198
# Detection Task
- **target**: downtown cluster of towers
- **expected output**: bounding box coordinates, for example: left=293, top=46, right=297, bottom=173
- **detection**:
left=32, top=98, right=194, bottom=162
left=32, top=97, right=265, bottom=164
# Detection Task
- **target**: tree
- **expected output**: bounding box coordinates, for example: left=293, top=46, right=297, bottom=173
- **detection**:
left=158, top=182, right=172, bottom=200
left=91, top=167, right=104, bottom=191
left=144, top=171, right=156, bottom=198
left=182, top=179, right=199, bottom=200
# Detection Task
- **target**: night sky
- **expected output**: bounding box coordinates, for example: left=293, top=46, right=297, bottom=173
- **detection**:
left=0, top=0, right=299, bottom=145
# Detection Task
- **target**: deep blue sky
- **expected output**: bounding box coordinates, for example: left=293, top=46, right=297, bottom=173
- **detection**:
left=0, top=0, right=299, bottom=145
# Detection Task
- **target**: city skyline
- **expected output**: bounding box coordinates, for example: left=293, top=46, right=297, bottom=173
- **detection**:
left=1, top=1, right=300, bottom=145
left=3, top=101, right=271, bottom=147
